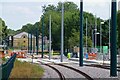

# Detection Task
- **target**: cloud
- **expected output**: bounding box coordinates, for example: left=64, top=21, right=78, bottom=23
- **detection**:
left=1, top=2, right=43, bottom=30
left=1, top=0, right=119, bottom=30
left=15, top=6, right=34, bottom=15
left=1, top=0, right=119, bottom=3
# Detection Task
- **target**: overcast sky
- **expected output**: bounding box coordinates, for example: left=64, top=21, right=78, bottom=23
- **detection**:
left=0, top=0, right=120, bottom=30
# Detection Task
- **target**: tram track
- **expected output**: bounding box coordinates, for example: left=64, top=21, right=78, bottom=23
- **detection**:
left=85, top=64, right=120, bottom=72
left=44, top=64, right=66, bottom=80
left=39, top=60, right=93, bottom=80
left=57, top=64, right=94, bottom=80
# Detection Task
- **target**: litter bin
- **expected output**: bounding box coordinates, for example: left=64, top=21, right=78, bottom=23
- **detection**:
left=67, top=53, right=71, bottom=59
left=85, top=53, right=88, bottom=59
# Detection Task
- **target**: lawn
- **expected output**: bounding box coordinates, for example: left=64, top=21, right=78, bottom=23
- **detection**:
left=9, top=60, right=44, bottom=79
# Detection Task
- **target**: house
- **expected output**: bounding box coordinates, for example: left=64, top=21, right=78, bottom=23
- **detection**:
left=12, top=32, right=49, bottom=52
left=13, top=32, right=33, bottom=50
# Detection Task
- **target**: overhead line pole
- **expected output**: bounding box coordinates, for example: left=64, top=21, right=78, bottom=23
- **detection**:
left=95, top=15, right=97, bottom=49
left=41, top=16, right=44, bottom=58
left=109, top=3, right=111, bottom=60
left=79, top=0, right=83, bottom=66
left=28, top=33, right=29, bottom=53
left=86, top=18, right=87, bottom=53
left=49, top=15, right=51, bottom=60
left=61, top=2, right=64, bottom=62
left=110, top=0, right=117, bottom=77
left=36, top=29, right=39, bottom=55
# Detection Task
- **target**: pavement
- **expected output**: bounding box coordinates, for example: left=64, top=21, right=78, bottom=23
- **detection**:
left=69, top=58, right=110, bottom=65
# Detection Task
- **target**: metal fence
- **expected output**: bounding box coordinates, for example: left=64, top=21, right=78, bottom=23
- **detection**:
left=0, top=53, right=17, bottom=80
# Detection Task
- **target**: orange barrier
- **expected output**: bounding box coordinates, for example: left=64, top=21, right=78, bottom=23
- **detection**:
left=0, top=51, right=5, bottom=58
left=11, top=51, right=26, bottom=58
left=88, top=53, right=97, bottom=59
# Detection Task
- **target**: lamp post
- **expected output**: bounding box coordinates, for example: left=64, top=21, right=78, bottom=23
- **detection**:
left=95, top=15, right=97, bottom=49
left=92, top=28, right=97, bottom=48
left=95, top=32, right=100, bottom=47
left=92, top=29, right=99, bottom=54
left=94, top=29, right=97, bottom=49
left=92, top=29, right=94, bottom=48
left=100, top=22, right=104, bottom=64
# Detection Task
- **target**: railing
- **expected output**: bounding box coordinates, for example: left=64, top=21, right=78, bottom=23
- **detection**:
left=0, top=53, right=17, bottom=80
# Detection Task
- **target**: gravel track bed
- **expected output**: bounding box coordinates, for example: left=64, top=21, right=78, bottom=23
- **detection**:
left=51, top=64, right=86, bottom=79
left=64, top=64, right=119, bottom=79
left=40, top=64, right=59, bottom=79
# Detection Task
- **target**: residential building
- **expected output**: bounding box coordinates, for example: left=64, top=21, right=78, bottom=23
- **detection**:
left=12, top=32, right=49, bottom=51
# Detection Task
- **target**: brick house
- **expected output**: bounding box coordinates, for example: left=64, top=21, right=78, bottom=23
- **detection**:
left=13, top=32, right=49, bottom=51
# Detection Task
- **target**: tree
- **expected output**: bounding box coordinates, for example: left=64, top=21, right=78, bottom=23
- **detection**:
left=33, top=1, right=104, bottom=51
left=8, top=1, right=106, bottom=52
left=0, top=18, right=8, bottom=44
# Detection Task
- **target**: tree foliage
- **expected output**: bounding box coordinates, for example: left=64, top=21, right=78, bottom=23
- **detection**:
left=7, top=1, right=120, bottom=51
left=0, top=18, right=8, bottom=43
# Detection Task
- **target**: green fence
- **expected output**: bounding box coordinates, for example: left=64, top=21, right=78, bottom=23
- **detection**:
left=0, top=54, right=17, bottom=80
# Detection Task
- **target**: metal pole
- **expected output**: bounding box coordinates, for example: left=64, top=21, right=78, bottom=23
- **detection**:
left=109, top=3, right=111, bottom=60
left=0, top=26, right=2, bottom=45
left=92, top=30, right=94, bottom=48
left=110, top=0, right=117, bottom=77
left=28, top=33, right=29, bottom=53
left=41, top=16, right=44, bottom=58
left=95, top=15, right=97, bottom=49
left=79, top=0, right=83, bottom=66
left=33, top=36, right=35, bottom=54
left=100, top=22, right=102, bottom=55
left=100, top=22, right=104, bottom=64
left=86, top=18, right=87, bottom=53
left=61, top=3, right=64, bottom=62
left=49, top=15, right=51, bottom=60
left=30, top=33, right=32, bottom=54
left=36, top=30, right=39, bottom=55
left=100, top=22, right=104, bottom=65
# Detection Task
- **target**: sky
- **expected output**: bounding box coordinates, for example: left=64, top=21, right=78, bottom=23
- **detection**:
left=0, top=0, right=120, bottom=30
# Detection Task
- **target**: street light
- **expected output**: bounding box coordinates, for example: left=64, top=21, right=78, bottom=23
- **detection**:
left=100, top=21, right=104, bottom=65
left=94, top=29, right=97, bottom=49
left=92, top=29, right=98, bottom=48
left=95, top=32, right=100, bottom=49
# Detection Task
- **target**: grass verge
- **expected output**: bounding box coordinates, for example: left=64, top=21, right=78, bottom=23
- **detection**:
left=9, top=60, right=44, bottom=79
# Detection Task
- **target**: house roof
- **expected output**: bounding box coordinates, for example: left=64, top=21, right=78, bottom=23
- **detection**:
left=13, top=32, right=35, bottom=38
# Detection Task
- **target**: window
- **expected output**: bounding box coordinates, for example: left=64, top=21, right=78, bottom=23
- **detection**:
left=23, top=36, right=26, bottom=38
